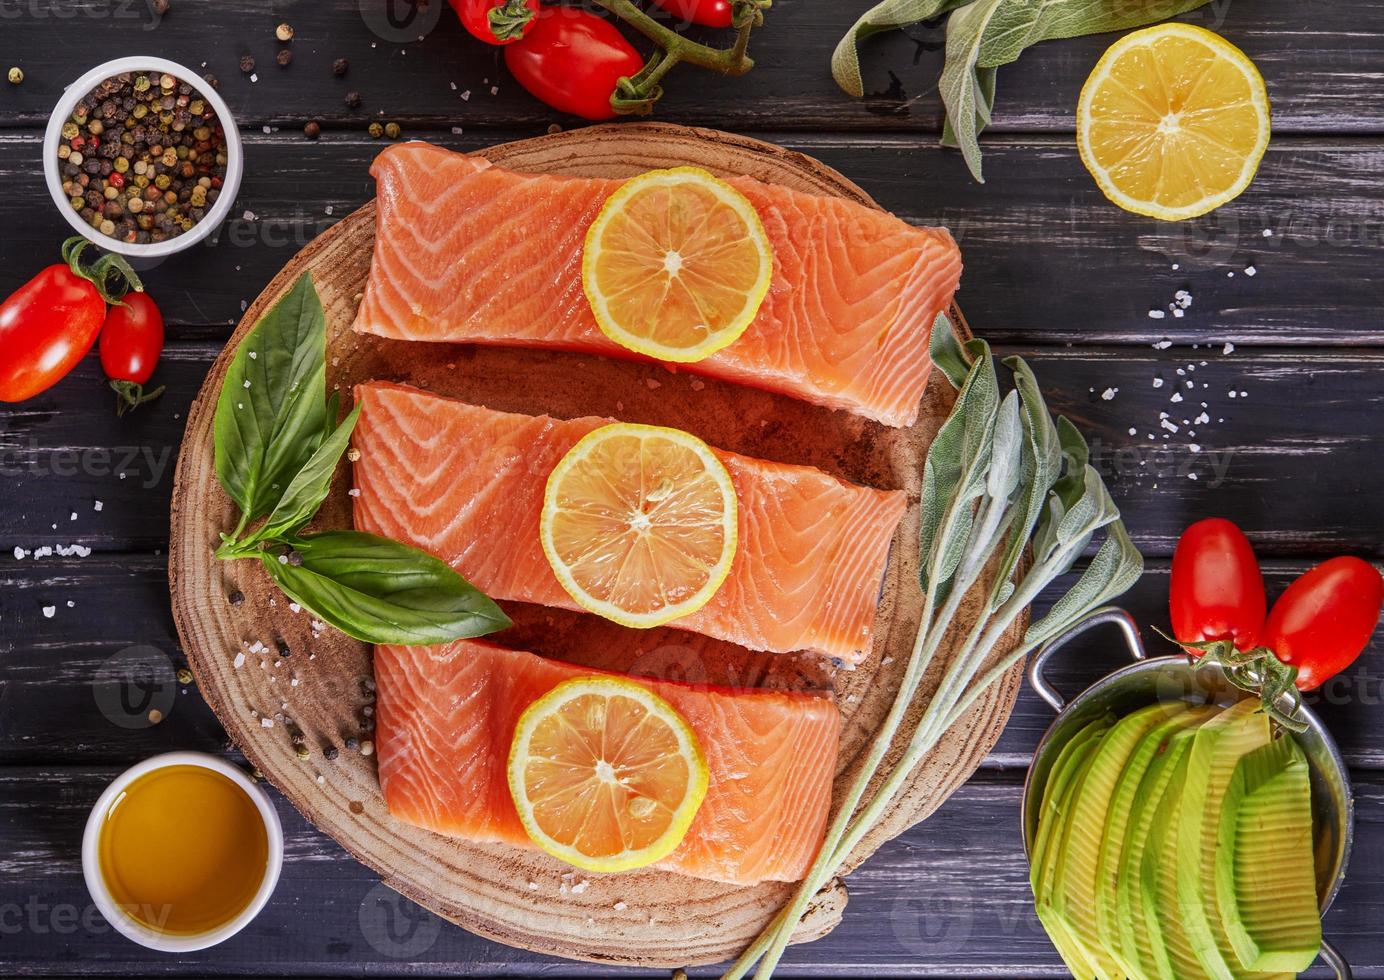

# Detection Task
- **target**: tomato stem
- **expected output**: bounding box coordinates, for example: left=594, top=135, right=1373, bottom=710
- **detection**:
left=1153, top=628, right=1310, bottom=732
left=61, top=235, right=143, bottom=306
left=487, top=0, right=534, bottom=42
left=596, top=0, right=769, bottom=115
left=110, top=379, right=166, bottom=417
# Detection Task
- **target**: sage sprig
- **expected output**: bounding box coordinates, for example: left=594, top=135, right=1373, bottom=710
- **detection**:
left=212, top=273, right=511, bottom=645
left=832, top=0, right=1218, bottom=181
left=723, top=315, right=1142, bottom=979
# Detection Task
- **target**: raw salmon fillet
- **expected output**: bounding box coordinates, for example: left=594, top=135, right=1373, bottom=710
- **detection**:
left=352, top=381, right=908, bottom=663
left=353, top=142, right=963, bottom=427
left=375, top=639, right=841, bottom=884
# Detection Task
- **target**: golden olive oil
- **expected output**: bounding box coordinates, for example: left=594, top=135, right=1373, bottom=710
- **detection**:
left=97, top=764, right=268, bottom=935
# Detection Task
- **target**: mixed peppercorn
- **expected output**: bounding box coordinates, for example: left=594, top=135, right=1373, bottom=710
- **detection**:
left=57, top=71, right=229, bottom=245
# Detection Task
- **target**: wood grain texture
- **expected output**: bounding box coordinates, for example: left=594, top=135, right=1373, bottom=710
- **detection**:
left=0, top=0, right=1380, bottom=134
left=165, top=124, right=1024, bottom=967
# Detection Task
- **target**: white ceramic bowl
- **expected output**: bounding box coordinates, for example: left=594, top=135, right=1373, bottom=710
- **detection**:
left=81, top=751, right=283, bottom=952
left=44, top=56, right=243, bottom=262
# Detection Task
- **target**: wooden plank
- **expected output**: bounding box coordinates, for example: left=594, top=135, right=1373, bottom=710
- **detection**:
left=0, top=1, right=1380, bottom=134
left=3, top=130, right=1382, bottom=348
left=3, top=343, right=1381, bottom=555
left=0, top=766, right=1370, bottom=976
left=8, top=555, right=1384, bottom=771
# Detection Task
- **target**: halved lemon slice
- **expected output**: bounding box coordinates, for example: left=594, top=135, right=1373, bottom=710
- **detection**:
left=540, top=422, right=737, bottom=629
left=1077, top=24, right=1270, bottom=221
left=508, top=676, right=709, bottom=873
left=582, top=167, right=774, bottom=363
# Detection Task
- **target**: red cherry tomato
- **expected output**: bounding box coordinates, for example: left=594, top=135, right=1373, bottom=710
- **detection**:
left=504, top=6, right=644, bottom=120
left=0, top=255, right=109, bottom=402
left=1169, top=517, right=1266, bottom=654
left=650, top=0, right=733, bottom=29
left=1263, top=556, right=1384, bottom=690
left=100, top=291, right=166, bottom=415
left=448, top=0, right=538, bottom=44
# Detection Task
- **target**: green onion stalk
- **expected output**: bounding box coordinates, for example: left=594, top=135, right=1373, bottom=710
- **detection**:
left=723, top=317, right=1144, bottom=979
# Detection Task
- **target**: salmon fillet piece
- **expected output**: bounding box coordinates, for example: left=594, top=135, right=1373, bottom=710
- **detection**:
left=353, top=142, right=962, bottom=428
left=352, top=381, right=907, bottom=663
left=375, top=639, right=842, bottom=885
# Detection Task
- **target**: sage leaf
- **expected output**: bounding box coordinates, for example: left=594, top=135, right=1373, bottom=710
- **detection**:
left=940, top=64, right=996, bottom=149
left=977, top=0, right=1217, bottom=68
left=830, top=0, right=976, bottom=98
left=252, top=402, right=362, bottom=544
left=214, top=273, right=327, bottom=524
left=939, top=0, right=1006, bottom=182
left=1025, top=520, right=1143, bottom=647
left=930, top=313, right=972, bottom=389
left=261, top=530, right=512, bottom=645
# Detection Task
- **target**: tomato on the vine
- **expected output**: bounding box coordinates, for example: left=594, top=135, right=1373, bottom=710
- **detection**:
left=1169, top=517, right=1266, bottom=654
left=100, top=291, right=166, bottom=415
left=1264, top=556, right=1384, bottom=690
left=449, top=0, right=539, bottom=45
left=504, top=6, right=644, bottom=120
left=0, top=238, right=140, bottom=403
left=650, top=0, right=733, bottom=29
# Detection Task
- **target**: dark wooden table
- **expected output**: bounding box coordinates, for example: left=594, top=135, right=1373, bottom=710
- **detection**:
left=2, top=1, right=1381, bottom=976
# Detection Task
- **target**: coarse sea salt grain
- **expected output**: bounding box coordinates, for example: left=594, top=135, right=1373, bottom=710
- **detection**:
left=571, top=880, right=590, bottom=894
left=614, top=901, right=628, bottom=911
left=93, top=500, right=103, bottom=511
left=1245, top=266, right=1257, bottom=277
left=1153, top=378, right=1164, bottom=389
left=234, top=652, right=246, bottom=668
left=1101, top=387, right=1117, bottom=401
left=1148, top=309, right=1166, bottom=320
left=42, top=605, right=56, bottom=618
left=1153, top=339, right=1172, bottom=350
left=1128, top=427, right=1137, bottom=436
left=1171, top=393, right=1183, bottom=403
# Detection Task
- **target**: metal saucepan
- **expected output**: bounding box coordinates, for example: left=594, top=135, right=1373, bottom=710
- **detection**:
left=1020, top=607, right=1354, bottom=979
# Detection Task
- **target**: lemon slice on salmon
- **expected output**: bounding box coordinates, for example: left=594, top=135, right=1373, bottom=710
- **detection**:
left=582, top=167, right=774, bottom=362
left=1077, top=24, right=1270, bottom=221
left=508, top=676, right=710, bottom=873
left=540, top=422, right=738, bottom=629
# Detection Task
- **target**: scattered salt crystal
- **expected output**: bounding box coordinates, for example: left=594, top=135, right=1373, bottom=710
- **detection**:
left=42, top=605, right=55, bottom=618
left=13, top=547, right=26, bottom=560
left=451, top=126, right=464, bottom=135
left=614, top=901, right=628, bottom=911
left=489, top=85, right=498, bottom=96
left=1153, top=378, right=1164, bottom=389
left=1244, top=266, right=1257, bottom=277
left=1172, top=263, right=1180, bottom=270
left=1128, top=428, right=1137, bottom=436
left=460, top=89, right=471, bottom=101
left=249, top=640, right=265, bottom=654
left=348, top=488, right=361, bottom=497
left=234, top=651, right=246, bottom=669
left=1161, top=419, right=1179, bottom=433
left=1185, top=380, right=1194, bottom=389
left=1239, top=390, right=1248, bottom=398
left=262, top=125, right=271, bottom=135
left=1170, top=393, right=1183, bottom=403
left=1153, top=339, right=1172, bottom=349
left=250, top=73, right=258, bottom=83
left=1262, top=228, right=1273, bottom=237
left=1189, top=444, right=1201, bottom=453
left=690, top=379, right=705, bottom=391
left=249, top=351, right=258, bottom=359
left=325, top=205, right=334, bottom=216
left=1100, top=387, right=1116, bottom=401
left=261, top=717, right=273, bottom=728
left=1176, top=368, right=1185, bottom=376
left=243, top=379, right=251, bottom=388
left=243, top=210, right=256, bottom=221
left=1229, top=391, right=1237, bottom=399
left=1195, top=412, right=1210, bottom=425
left=1227, top=271, right=1235, bottom=277
left=571, top=880, right=590, bottom=894
left=645, top=379, right=661, bottom=390
left=528, top=881, right=538, bottom=891
left=1173, top=308, right=1185, bottom=318
left=449, top=81, right=458, bottom=91
left=1148, top=309, right=1166, bottom=320
left=289, top=602, right=301, bottom=613
left=1188, top=472, right=1199, bottom=481
left=93, top=500, right=103, bottom=511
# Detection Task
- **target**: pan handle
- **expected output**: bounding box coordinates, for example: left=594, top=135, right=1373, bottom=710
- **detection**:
left=1320, top=938, right=1352, bottom=980
left=1026, top=606, right=1146, bottom=713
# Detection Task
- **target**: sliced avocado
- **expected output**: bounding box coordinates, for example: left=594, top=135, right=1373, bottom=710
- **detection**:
left=1216, top=735, right=1321, bottom=973
left=1034, top=723, right=1109, bottom=978
left=1175, top=698, right=1274, bottom=979
left=1047, top=701, right=1193, bottom=979
left=1142, top=734, right=1217, bottom=979
left=1100, top=703, right=1217, bottom=978
left=1119, top=723, right=1201, bottom=979
left=1032, top=715, right=1112, bottom=877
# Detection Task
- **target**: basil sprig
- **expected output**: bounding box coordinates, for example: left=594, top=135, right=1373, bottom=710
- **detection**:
left=831, top=0, right=1219, bottom=182
left=212, top=273, right=511, bottom=644
left=726, top=317, right=1143, bottom=979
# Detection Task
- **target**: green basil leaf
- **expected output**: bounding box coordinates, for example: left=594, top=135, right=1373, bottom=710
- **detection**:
left=977, top=0, right=1216, bottom=68
left=252, top=402, right=362, bottom=544
left=324, top=389, right=341, bottom=441
left=214, top=273, right=327, bottom=524
left=831, top=0, right=977, bottom=97
left=261, top=530, right=512, bottom=645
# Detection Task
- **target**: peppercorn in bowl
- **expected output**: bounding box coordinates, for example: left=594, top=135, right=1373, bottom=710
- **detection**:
left=44, top=57, right=243, bottom=262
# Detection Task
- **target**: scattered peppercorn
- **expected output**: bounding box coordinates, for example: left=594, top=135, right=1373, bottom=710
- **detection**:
left=332, top=58, right=349, bottom=76
left=275, top=22, right=294, bottom=41
left=303, top=120, right=320, bottom=139
left=362, top=704, right=374, bottom=718
left=7, top=67, right=22, bottom=85
left=547, top=123, right=562, bottom=135
left=228, top=589, right=245, bottom=606
left=368, top=121, right=383, bottom=138
left=384, top=121, right=401, bottom=139
left=239, top=55, right=255, bottom=74
left=176, top=667, right=194, bottom=685
left=276, top=638, right=291, bottom=658
left=202, top=72, right=219, bottom=90
left=277, top=49, right=293, bottom=67
left=324, top=745, right=340, bottom=761
left=288, top=550, right=304, bottom=566
left=344, top=90, right=362, bottom=109
left=294, top=743, right=310, bottom=761
left=344, top=736, right=360, bottom=751
left=289, top=727, right=306, bottom=747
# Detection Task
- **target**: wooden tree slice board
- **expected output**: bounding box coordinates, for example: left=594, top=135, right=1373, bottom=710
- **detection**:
left=169, top=123, right=1025, bottom=968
